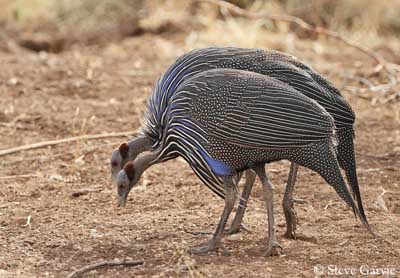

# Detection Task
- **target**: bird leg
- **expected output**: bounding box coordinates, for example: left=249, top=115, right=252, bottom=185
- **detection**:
left=253, top=165, right=282, bottom=257
left=225, top=170, right=256, bottom=235
left=283, top=162, right=299, bottom=239
left=189, top=177, right=236, bottom=255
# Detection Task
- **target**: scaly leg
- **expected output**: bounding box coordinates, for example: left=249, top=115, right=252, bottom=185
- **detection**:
left=283, top=162, right=299, bottom=239
left=253, top=164, right=282, bottom=257
left=189, top=176, right=236, bottom=255
left=225, top=170, right=256, bottom=234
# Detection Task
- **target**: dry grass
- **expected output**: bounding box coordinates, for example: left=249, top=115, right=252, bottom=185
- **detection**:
left=3, top=0, right=192, bottom=35
left=282, top=0, right=400, bottom=35
left=0, top=0, right=398, bottom=101
left=224, top=0, right=400, bottom=36
left=0, top=0, right=399, bottom=70
left=7, top=0, right=143, bottom=44
left=0, top=0, right=398, bottom=102
left=192, top=0, right=400, bottom=50
left=1, top=0, right=399, bottom=44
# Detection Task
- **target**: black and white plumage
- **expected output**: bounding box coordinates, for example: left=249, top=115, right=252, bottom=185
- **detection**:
left=147, top=47, right=366, bottom=215
left=116, top=68, right=372, bottom=255
left=163, top=69, right=346, bottom=202
left=144, top=47, right=354, bottom=141
left=111, top=47, right=366, bottom=234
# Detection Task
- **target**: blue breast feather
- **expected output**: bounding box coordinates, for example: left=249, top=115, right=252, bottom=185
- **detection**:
left=198, top=148, right=232, bottom=176
left=174, top=123, right=232, bottom=177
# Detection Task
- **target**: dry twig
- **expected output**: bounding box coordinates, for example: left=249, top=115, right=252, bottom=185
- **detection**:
left=182, top=226, right=212, bottom=237
left=66, top=259, right=144, bottom=278
left=1, top=142, right=118, bottom=166
left=0, top=174, right=38, bottom=180
left=23, top=215, right=32, bottom=228
left=0, top=131, right=137, bottom=157
left=71, top=187, right=102, bottom=197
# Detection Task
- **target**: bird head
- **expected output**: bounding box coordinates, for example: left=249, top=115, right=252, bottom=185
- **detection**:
left=115, top=150, right=156, bottom=207
left=110, top=142, right=129, bottom=183
left=116, top=161, right=139, bottom=207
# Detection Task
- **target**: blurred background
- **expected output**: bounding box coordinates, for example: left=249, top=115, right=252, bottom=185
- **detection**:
left=1, top=0, right=399, bottom=99
left=1, top=0, right=400, bottom=54
left=1, top=1, right=399, bottom=277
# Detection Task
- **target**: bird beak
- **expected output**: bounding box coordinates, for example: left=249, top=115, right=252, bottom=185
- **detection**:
left=118, top=194, right=127, bottom=207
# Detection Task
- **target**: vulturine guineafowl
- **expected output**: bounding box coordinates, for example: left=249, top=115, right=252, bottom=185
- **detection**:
left=110, top=47, right=366, bottom=238
left=115, top=68, right=372, bottom=256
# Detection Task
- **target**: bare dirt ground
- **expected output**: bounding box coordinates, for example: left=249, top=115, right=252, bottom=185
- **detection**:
left=1, top=34, right=400, bottom=277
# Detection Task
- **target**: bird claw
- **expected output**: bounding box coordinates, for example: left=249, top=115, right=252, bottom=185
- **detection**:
left=224, top=223, right=251, bottom=235
left=263, top=241, right=283, bottom=257
left=283, top=229, right=297, bottom=239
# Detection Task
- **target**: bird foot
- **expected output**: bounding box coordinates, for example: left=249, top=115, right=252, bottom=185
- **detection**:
left=224, top=223, right=251, bottom=235
left=263, top=241, right=283, bottom=257
left=283, top=215, right=298, bottom=239
left=283, top=200, right=299, bottom=239
left=188, top=240, right=230, bottom=256
left=224, top=226, right=240, bottom=235
left=283, top=229, right=297, bottom=239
